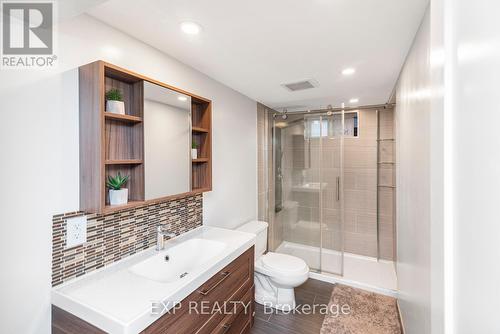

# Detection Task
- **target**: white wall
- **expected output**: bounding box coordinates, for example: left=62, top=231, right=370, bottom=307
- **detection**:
left=449, top=0, right=500, bottom=332
left=395, top=9, right=432, bottom=333
left=398, top=1, right=500, bottom=333
left=0, top=14, right=256, bottom=334
left=395, top=7, right=445, bottom=334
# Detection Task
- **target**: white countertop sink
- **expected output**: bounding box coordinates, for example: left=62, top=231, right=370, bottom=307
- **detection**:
left=129, top=238, right=226, bottom=283
left=51, top=226, right=256, bottom=334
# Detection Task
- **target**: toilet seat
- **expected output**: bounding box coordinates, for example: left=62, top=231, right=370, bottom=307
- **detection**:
left=262, top=252, right=308, bottom=275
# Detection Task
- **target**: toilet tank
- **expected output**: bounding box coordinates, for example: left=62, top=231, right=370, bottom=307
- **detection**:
left=236, top=221, right=268, bottom=257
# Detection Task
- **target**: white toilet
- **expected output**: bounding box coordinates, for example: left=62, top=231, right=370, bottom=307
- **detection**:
left=236, top=220, right=309, bottom=310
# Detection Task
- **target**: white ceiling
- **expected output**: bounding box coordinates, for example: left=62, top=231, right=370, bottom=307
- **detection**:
left=87, top=0, right=428, bottom=110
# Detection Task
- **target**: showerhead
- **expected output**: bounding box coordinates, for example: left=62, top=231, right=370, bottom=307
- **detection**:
left=281, top=108, right=288, bottom=119
left=326, top=105, right=333, bottom=116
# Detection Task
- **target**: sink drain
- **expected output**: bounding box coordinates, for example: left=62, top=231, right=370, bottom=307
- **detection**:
left=180, top=272, right=188, bottom=278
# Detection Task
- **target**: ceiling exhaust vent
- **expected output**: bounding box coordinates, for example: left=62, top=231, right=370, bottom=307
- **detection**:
left=282, top=79, right=318, bottom=92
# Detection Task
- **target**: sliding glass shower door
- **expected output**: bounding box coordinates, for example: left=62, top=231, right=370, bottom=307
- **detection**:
left=272, top=111, right=344, bottom=275
left=319, top=113, right=344, bottom=275
left=273, top=113, right=322, bottom=271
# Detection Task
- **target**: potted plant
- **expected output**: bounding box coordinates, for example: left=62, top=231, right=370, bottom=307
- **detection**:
left=106, top=173, right=130, bottom=205
left=191, top=142, right=198, bottom=160
left=105, top=88, right=125, bottom=115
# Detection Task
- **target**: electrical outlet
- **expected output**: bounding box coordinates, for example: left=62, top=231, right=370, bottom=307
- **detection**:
left=66, top=216, right=87, bottom=248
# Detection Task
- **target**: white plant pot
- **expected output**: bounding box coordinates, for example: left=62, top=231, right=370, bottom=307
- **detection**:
left=109, top=188, right=128, bottom=205
left=191, top=148, right=198, bottom=160
left=106, top=100, right=125, bottom=115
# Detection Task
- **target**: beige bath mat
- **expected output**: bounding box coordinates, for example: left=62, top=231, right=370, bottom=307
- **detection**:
left=320, top=284, right=402, bottom=334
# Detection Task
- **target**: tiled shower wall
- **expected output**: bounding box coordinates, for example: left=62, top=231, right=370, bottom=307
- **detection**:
left=52, top=194, right=202, bottom=286
left=343, top=109, right=395, bottom=259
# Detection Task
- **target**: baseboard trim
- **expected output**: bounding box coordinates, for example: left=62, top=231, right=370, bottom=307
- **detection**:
left=397, top=299, right=406, bottom=334
left=309, top=271, right=398, bottom=298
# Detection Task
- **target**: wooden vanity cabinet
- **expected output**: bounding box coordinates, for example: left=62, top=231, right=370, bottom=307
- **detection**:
left=208, top=287, right=254, bottom=334
left=52, top=247, right=255, bottom=334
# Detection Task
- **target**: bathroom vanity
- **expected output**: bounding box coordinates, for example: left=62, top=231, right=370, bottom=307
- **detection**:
left=54, top=61, right=258, bottom=333
left=52, top=227, right=256, bottom=334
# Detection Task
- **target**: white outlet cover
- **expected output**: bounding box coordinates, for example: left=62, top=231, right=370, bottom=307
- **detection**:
left=66, top=216, right=87, bottom=248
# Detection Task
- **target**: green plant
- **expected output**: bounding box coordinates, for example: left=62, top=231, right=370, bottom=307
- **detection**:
left=105, top=88, right=123, bottom=101
left=192, top=142, right=198, bottom=149
left=106, top=173, right=129, bottom=190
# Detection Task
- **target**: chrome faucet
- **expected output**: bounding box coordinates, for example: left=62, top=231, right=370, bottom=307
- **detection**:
left=156, top=225, right=176, bottom=251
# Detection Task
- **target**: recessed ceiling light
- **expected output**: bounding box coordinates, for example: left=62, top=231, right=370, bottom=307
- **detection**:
left=180, top=21, right=201, bottom=35
left=178, top=96, right=188, bottom=102
left=342, top=68, right=356, bottom=76
left=275, top=121, right=288, bottom=128
left=349, top=98, right=359, bottom=104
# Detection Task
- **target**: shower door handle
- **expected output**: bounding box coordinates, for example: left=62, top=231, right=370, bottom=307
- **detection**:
left=336, top=176, right=340, bottom=201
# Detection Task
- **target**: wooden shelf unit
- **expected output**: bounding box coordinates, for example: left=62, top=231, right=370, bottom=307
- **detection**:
left=104, top=159, right=143, bottom=165
left=191, top=98, right=212, bottom=191
left=79, top=61, right=212, bottom=213
left=192, top=158, right=209, bottom=163
left=192, top=126, right=209, bottom=133
left=104, top=112, right=143, bottom=123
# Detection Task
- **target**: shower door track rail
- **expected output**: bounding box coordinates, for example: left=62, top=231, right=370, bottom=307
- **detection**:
left=273, top=103, right=395, bottom=117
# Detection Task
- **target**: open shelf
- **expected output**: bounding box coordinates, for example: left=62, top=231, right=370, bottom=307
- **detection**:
left=192, top=126, right=209, bottom=133
left=103, top=70, right=144, bottom=207
left=191, top=98, right=212, bottom=191
left=103, top=201, right=145, bottom=214
left=104, top=112, right=142, bottom=123
left=192, top=162, right=210, bottom=190
left=193, top=187, right=211, bottom=193
left=105, top=164, right=144, bottom=206
left=105, top=119, right=143, bottom=161
left=105, top=159, right=143, bottom=165
left=192, top=158, right=209, bottom=163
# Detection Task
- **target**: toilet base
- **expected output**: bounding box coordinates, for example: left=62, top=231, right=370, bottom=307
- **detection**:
left=255, top=287, right=296, bottom=311
left=254, top=272, right=300, bottom=311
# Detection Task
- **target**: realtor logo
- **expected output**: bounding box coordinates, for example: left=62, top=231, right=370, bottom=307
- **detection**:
left=1, top=1, right=57, bottom=68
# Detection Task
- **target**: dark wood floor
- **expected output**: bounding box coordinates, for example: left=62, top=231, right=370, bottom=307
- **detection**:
left=250, top=279, right=334, bottom=334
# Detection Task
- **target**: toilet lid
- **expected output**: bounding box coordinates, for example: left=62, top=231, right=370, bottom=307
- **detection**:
left=262, top=252, right=308, bottom=274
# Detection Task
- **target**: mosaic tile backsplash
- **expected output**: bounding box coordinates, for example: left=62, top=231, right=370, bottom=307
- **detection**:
left=52, top=194, right=202, bottom=286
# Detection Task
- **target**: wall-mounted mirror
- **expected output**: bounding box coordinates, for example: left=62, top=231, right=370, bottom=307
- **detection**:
left=143, top=81, right=191, bottom=200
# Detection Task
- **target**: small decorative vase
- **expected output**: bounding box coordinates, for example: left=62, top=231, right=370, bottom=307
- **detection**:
left=106, top=100, right=125, bottom=115
left=191, top=148, right=198, bottom=160
left=109, top=188, right=128, bottom=205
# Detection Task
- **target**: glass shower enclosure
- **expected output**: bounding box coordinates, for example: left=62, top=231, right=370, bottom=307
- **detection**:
left=271, top=111, right=346, bottom=275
